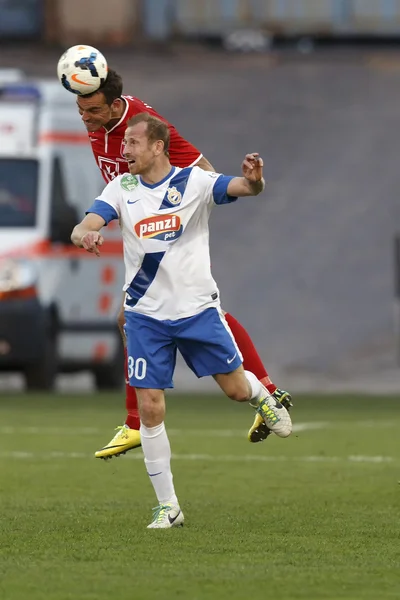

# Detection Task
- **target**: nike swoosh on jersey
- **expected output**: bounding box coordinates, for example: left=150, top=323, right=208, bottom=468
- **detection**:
left=127, top=199, right=140, bottom=205
left=227, top=354, right=237, bottom=364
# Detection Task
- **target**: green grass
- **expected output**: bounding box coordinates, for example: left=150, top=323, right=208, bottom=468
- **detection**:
left=0, top=393, right=399, bottom=600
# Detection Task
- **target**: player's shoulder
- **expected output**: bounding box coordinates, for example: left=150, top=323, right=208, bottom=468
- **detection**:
left=190, top=167, right=222, bottom=182
left=123, top=95, right=156, bottom=117
left=167, top=165, right=207, bottom=187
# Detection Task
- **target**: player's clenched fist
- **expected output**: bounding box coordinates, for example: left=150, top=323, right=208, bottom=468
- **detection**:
left=80, top=231, right=104, bottom=257
left=242, top=153, right=263, bottom=182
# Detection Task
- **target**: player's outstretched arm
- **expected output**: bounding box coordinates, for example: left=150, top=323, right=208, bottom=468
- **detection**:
left=71, top=213, right=106, bottom=257
left=227, top=153, right=265, bottom=197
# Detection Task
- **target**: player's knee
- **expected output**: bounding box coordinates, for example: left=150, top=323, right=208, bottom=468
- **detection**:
left=137, top=389, right=165, bottom=427
left=224, top=381, right=250, bottom=403
left=215, top=371, right=250, bottom=402
left=227, top=390, right=250, bottom=402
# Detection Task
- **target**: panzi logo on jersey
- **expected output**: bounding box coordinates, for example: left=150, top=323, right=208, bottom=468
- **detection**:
left=134, top=215, right=183, bottom=241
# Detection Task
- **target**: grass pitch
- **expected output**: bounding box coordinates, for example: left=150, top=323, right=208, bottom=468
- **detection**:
left=0, top=392, right=399, bottom=600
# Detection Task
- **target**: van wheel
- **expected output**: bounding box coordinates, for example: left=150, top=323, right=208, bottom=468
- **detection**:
left=93, top=342, right=124, bottom=390
left=24, top=333, right=58, bottom=391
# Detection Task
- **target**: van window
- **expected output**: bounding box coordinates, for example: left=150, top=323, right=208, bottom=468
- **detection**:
left=0, top=158, right=38, bottom=227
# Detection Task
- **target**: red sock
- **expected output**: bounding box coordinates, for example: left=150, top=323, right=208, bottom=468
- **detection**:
left=123, top=347, right=141, bottom=430
left=224, top=312, right=277, bottom=394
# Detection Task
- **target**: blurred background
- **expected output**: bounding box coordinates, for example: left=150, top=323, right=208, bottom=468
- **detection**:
left=1, top=0, right=400, bottom=394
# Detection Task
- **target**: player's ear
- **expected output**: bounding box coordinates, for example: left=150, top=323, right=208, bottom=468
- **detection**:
left=154, top=140, right=164, bottom=156
left=111, top=98, right=122, bottom=112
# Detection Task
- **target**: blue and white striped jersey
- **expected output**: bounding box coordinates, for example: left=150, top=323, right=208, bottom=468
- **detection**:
left=87, top=166, right=237, bottom=320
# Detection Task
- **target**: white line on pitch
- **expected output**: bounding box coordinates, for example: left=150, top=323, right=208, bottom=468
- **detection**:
left=0, top=422, right=327, bottom=436
left=0, top=451, right=395, bottom=464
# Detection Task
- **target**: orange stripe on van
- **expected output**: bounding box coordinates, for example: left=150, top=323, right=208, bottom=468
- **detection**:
left=0, top=285, right=37, bottom=301
left=39, top=132, right=89, bottom=145
left=101, top=265, right=116, bottom=285
left=1, top=239, right=123, bottom=259
left=98, top=293, right=112, bottom=314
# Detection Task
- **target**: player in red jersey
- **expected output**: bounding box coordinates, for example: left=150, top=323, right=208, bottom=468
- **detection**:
left=76, top=69, right=292, bottom=459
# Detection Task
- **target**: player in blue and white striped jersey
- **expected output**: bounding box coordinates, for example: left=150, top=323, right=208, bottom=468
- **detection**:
left=71, top=112, right=292, bottom=529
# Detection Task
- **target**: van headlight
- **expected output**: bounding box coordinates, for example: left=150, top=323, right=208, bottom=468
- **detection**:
left=0, top=259, right=38, bottom=299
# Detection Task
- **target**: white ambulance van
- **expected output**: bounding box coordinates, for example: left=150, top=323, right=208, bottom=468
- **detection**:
left=0, top=71, right=125, bottom=390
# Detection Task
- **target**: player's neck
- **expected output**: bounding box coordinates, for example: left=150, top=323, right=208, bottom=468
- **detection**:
left=104, top=98, right=126, bottom=131
left=140, top=159, right=173, bottom=186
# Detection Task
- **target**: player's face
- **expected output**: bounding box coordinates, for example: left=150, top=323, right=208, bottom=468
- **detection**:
left=76, top=93, right=116, bottom=132
left=123, top=123, right=159, bottom=175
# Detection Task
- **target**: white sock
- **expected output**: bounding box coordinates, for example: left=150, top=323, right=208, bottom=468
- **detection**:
left=140, top=422, right=178, bottom=506
left=244, top=370, right=268, bottom=407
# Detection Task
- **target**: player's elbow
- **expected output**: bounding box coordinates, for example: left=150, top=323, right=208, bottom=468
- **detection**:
left=71, top=226, right=82, bottom=247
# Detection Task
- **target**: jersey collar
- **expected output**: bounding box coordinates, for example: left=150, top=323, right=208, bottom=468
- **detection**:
left=139, top=166, right=176, bottom=189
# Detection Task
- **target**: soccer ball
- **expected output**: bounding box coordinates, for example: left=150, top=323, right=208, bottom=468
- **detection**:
left=57, top=45, right=108, bottom=95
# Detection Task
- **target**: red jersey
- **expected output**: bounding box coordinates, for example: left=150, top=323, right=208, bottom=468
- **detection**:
left=88, top=95, right=202, bottom=183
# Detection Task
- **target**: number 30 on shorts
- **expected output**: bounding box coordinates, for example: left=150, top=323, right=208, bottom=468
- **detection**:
left=127, top=356, right=147, bottom=380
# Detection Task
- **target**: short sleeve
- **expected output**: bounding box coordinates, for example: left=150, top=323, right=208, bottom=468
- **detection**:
left=85, top=177, right=121, bottom=224
left=212, top=175, right=238, bottom=205
left=192, top=169, right=237, bottom=207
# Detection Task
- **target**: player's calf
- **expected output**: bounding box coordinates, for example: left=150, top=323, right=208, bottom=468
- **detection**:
left=213, top=367, right=256, bottom=403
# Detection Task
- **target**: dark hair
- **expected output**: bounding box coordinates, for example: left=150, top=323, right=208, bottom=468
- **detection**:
left=127, top=112, right=170, bottom=156
left=82, top=68, right=123, bottom=105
